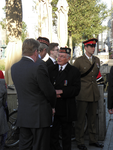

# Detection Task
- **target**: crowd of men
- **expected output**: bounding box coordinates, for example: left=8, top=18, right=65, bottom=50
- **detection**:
left=10, top=37, right=106, bottom=150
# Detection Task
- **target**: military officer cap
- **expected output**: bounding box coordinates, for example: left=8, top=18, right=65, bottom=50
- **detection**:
left=37, top=37, right=50, bottom=46
left=83, top=38, right=98, bottom=47
left=59, top=47, right=71, bottom=55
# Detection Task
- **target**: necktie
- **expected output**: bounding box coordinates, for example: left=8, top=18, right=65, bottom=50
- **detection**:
left=59, top=66, right=62, bottom=72
left=89, top=58, right=92, bottom=64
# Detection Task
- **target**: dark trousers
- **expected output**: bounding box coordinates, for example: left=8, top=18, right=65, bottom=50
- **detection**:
left=19, top=127, right=50, bottom=150
left=75, top=101, right=98, bottom=145
left=51, top=115, right=72, bottom=150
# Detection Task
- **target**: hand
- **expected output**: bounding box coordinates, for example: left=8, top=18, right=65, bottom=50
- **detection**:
left=52, top=108, right=55, bottom=116
left=56, top=90, right=63, bottom=95
left=108, top=109, right=113, bottom=114
left=56, top=90, right=63, bottom=98
left=56, top=94, right=61, bottom=98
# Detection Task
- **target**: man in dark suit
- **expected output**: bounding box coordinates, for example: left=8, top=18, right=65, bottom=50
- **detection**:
left=108, top=66, right=113, bottom=114
left=37, top=36, right=50, bottom=59
left=11, top=38, right=56, bottom=150
left=46, top=43, right=59, bottom=67
left=48, top=47, right=81, bottom=150
left=73, top=38, right=104, bottom=150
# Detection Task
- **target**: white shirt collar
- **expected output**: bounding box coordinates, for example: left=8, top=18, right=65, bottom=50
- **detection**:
left=85, top=53, right=92, bottom=60
left=23, top=56, right=34, bottom=62
left=49, top=56, right=56, bottom=64
left=59, top=63, right=68, bottom=71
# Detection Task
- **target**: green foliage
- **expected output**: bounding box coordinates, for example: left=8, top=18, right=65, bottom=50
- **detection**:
left=51, top=0, right=58, bottom=26
left=0, top=59, right=5, bottom=71
left=6, top=35, right=9, bottom=45
left=52, top=0, right=110, bottom=45
left=0, top=6, right=6, bottom=29
left=67, top=0, right=110, bottom=44
left=21, top=21, right=28, bottom=43
left=0, top=18, right=6, bottom=29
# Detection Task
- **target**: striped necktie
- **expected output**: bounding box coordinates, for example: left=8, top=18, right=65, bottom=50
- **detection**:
left=59, top=66, right=63, bottom=72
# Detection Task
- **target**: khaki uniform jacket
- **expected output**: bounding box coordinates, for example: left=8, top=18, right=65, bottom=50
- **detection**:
left=73, top=54, right=100, bottom=102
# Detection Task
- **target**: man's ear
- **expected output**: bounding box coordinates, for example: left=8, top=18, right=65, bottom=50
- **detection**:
left=68, top=56, right=71, bottom=61
left=84, top=46, right=87, bottom=50
left=34, top=50, right=38, bottom=56
left=42, top=48, right=46, bottom=52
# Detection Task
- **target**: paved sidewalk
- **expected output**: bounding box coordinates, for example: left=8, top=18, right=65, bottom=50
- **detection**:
left=72, top=92, right=113, bottom=150
left=102, top=116, right=113, bottom=150
left=71, top=116, right=113, bottom=150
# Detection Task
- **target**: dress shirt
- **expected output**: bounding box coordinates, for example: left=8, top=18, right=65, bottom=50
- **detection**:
left=59, top=63, right=67, bottom=71
left=49, top=56, right=57, bottom=64
left=23, top=56, right=34, bottom=62
left=85, top=53, right=92, bottom=63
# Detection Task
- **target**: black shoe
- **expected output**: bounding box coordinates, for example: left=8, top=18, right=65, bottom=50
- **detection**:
left=77, top=144, right=87, bottom=150
left=89, top=142, right=104, bottom=148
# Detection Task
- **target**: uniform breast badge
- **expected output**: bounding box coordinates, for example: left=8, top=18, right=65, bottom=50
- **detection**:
left=96, top=63, right=100, bottom=68
left=54, top=80, right=56, bottom=85
left=64, top=80, right=68, bottom=86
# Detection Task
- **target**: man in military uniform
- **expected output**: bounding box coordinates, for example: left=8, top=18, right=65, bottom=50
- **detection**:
left=48, top=47, right=81, bottom=150
left=73, top=38, right=104, bottom=150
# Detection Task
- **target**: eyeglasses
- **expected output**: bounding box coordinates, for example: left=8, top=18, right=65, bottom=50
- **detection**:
left=54, top=49, right=59, bottom=51
left=58, top=54, right=67, bottom=59
left=87, top=44, right=96, bottom=48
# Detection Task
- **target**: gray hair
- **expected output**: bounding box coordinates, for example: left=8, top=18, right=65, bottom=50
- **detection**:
left=22, top=38, right=40, bottom=56
left=38, top=43, right=48, bottom=52
left=66, top=54, right=71, bottom=58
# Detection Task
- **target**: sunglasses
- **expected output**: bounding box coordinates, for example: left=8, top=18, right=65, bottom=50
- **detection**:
left=87, top=44, right=96, bottom=48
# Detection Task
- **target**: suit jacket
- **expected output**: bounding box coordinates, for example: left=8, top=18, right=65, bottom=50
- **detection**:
left=11, top=57, right=56, bottom=128
left=73, top=54, right=100, bottom=102
left=108, top=66, right=113, bottom=109
left=46, top=58, right=54, bottom=67
left=48, top=63, right=81, bottom=121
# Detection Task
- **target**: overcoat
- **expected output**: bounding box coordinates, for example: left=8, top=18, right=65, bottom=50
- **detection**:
left=73, top=54, right=100, bottom=102
left=48, top=63, right=81, bottom=121
left=11, top=57, right=56, bottom=128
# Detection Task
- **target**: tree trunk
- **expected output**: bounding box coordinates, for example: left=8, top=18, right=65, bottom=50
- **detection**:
left=6, top=0, right=22, bottom=41
left=5, top=0, right=22, bottom=85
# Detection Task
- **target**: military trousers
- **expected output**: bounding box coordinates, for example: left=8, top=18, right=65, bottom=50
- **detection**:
left=75, top=101, right=98, bottom=145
